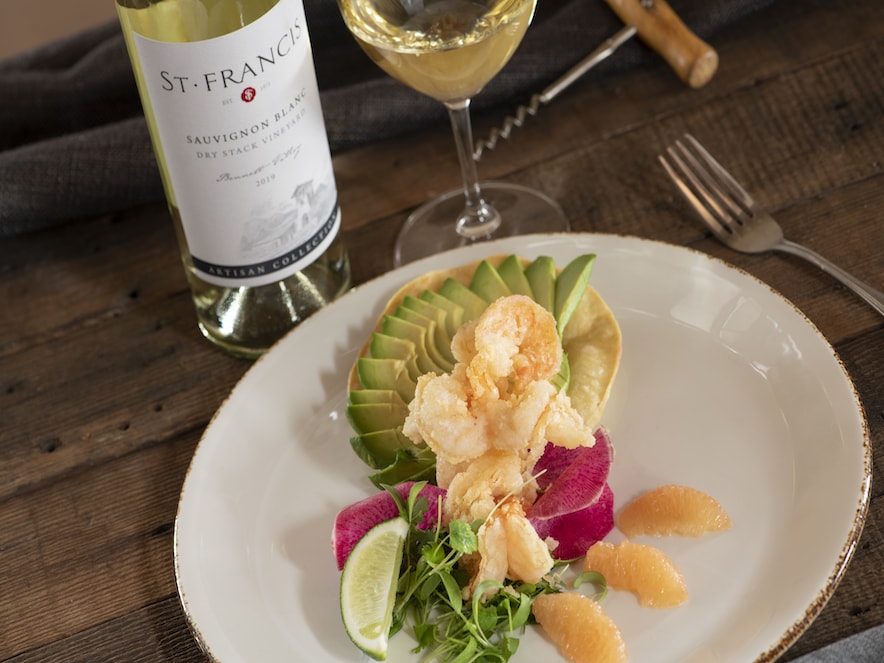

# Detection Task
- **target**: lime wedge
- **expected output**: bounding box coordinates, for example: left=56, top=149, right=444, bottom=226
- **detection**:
left=340, top=517, right=408, bottom=660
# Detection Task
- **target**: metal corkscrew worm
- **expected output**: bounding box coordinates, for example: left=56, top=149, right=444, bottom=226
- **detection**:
left=473, top=24, right=638, bottom=161
left=472, top=0, right=719, bottom=161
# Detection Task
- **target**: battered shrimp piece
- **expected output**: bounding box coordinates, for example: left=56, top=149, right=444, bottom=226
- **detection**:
left=403, top=366, right=491, bottom=465
left=471, top=516, right=509, bottom=598
left=470, top=498, right=554, bottom=597
left=481, top=380, right=558, bottom=452
left=444, top=451, right=528, bottom=523
left=466, top=295, right=562, bottom=400
left=434, top=457, right=467, bottom=490
left=499, top=498, right=554, bottom=584
left=540, top=388, right=594, bottom=450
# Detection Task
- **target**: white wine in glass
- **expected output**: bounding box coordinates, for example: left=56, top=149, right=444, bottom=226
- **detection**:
left=338, top=0, right=569, bottom=265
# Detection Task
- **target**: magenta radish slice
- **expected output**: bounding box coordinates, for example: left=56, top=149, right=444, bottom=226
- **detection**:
left=532, top=443, right=576, bottom=491
left=529, top=427, right=614, bottom=521
left=530, top=483, right=615, bottom=559
left=332, top=482, right=445, bottom=570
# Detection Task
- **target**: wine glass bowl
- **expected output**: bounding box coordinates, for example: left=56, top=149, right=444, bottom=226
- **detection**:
left=337, top=0, right=569, bottom=265
left=340, top=0, right=534, bottom=103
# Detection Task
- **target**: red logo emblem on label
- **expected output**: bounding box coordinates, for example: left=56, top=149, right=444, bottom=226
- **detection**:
left=241, top=87, right=257, bottom=103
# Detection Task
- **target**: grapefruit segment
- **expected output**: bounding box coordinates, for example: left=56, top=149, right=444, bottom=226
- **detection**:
left=617, top=484, right=732, bottom=538
left=583, top=540, right=688, bottom=608
left=532, top=592, right=627, bottom=663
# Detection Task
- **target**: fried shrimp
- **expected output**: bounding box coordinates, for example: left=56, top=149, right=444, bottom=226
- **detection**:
left=403, top=367, right=491, bottom=465
left=444, top=451, right=528, bottom=523
left=471, top=498, right=554, bottom=598
left=402, top=294, right=595, bottom=595
left=466, top=294, right=562, bottom=400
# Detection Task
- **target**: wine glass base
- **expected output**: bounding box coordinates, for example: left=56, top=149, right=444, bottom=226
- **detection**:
left=393, top=182, right=569, bottom=266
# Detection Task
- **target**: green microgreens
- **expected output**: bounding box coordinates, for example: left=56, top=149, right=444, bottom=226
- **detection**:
left=382, top=482, right=607, bottom=662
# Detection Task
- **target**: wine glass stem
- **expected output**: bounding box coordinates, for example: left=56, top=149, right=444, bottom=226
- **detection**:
left=446, top=99, right=502, bottom=239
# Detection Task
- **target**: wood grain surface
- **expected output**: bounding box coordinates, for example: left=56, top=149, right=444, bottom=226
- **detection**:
left=1, top=0, right=881, bottom=661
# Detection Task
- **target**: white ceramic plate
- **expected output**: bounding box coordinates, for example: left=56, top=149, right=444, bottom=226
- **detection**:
left=174, top=233, right=871, bottom=663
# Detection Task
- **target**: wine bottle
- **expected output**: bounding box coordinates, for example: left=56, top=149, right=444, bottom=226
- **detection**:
left=116, top=0, right=351, bottom=359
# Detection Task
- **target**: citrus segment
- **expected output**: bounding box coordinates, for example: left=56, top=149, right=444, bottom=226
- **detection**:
left=584, top=540, right=688, bottom=608
left=617, top=484, right=732, bottom=538
left=339, top=517, right=408, bottom=660
left=532, top=592, right=627, bottom=663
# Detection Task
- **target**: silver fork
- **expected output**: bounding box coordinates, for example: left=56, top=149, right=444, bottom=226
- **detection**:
left=659, top=133, right=884, bottom=316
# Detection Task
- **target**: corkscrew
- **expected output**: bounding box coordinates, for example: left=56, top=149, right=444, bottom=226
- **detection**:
left=473, top=0, right=719, bottom=161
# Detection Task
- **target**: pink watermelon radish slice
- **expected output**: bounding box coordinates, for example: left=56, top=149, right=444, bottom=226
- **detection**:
left=332, top=482, right=445, bottom=570
left=529, top=427, right=614, bottom=521
left=530, top=483, right=615, bottom=559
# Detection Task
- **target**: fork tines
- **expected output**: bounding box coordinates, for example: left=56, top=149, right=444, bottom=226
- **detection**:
left=658, top=133, right=756, bottom=236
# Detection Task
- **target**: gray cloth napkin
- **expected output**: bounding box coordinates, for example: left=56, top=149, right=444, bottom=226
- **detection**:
left=792, top=624, right=884, bottom=663
left=0, top=0, right=773, bottom=236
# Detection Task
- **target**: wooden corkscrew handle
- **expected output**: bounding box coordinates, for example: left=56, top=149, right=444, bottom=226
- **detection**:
left=603, top=0, right=719, bottom=88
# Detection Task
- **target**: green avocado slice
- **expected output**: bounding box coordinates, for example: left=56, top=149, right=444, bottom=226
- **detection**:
left=356, top=357, right=416, bottom=402
left=550, top=353, right=571, bottom=393
left=420, top=290, right=465, bottom=340
left=401, top=295, right=455, bottom=364
left=381, top=315, right=445, bottom=375
left=524, top=256, right=556, bottom=313
left=347, top=402, right=409, bottom=435
left=393, top=305, right=454, bottom=372
left=366, top=446, right=436, bottom=489
left=469, top=259, right=512, bottom=303
left=439, top=277, right=488, bottom=322
left=554, top=254, right=596, bottom=336
left=347, top=389, right=407, bottom=407
left=349, top=429, right=415, bottom=469
left=368, top=333, right=420, bottom=381
left=497, top=254, right=534, bottom=297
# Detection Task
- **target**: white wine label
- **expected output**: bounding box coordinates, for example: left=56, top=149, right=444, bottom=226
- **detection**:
left=131, top=0, right=339, bottom=288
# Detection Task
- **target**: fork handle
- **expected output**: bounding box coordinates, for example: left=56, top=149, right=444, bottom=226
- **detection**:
left=777, top=239, right=884, bottom=316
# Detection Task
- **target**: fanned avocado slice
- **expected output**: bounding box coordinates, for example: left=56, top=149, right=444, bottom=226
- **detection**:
left=524, top=256, right=556, bottom=313
left=554, top=254, right=596, bottom=336
left=347, top=402, right=410, bottom=435
left=356, top=357, right=416, bottom=402
left=439, top=278, right=488, bottom=322
left=469, top=259, right=512, bottom=303
left=497, top=255, right=534, bottom=297
left=420, top=289, right=465, bottom=339
left=401, top=295, right=456, bottom=364
left=393, top=306, right=454, bottom=372
left=348, top=389, right=407, bottom=407
left=368, top=333, right=420, bottom=381
left=381, top=315, right=444, bottom=375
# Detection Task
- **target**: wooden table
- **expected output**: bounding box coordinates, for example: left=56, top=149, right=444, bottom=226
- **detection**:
left=2, top=0, right=881, bottom=660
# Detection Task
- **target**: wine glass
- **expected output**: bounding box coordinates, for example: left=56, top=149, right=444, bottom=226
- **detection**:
left=337, top=0, right=569, bottom=265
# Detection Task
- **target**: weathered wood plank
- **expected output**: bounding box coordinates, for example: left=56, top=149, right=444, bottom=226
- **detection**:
left=6, top=597, right=204, bottom=663
left=0, top=432, right=197, bottom=658
left=0, top=205, right=250, bottom=500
